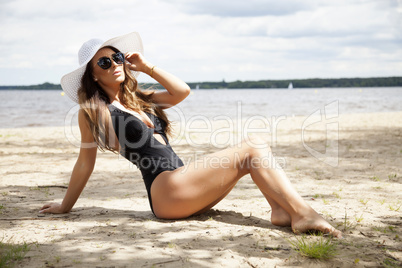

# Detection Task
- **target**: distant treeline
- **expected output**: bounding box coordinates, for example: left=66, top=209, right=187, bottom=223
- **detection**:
left=1, top=77, right=401, bottom=90
left=0, top=82, right=62, bottom=90
left=186, top=77, right=402, bottom=89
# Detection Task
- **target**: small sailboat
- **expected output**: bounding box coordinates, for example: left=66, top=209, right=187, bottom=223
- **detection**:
left=288, top=82, right=293, bottom=89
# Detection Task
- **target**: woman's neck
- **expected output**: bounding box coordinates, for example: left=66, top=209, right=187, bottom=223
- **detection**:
left=99, top=83, right=121, bottom=102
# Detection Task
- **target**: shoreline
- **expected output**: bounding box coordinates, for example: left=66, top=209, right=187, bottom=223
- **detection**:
left=1, top=110, right=401, bottom=130
left=1, top=111, right=401, bottom=267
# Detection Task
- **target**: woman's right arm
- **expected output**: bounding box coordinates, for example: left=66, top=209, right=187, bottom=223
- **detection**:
left=39, top=109, right=97, bottom=214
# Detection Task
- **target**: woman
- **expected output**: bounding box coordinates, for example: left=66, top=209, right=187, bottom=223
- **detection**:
left=40, top=32, right=341, bottom=238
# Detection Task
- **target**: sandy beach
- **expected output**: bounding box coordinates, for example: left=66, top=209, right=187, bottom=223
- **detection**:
left=1, top=111, right=401, bottom=267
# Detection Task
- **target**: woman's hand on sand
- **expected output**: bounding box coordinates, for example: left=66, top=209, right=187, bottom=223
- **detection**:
left=39, top=202, right=66, bottom=214
left=124, top=52, right=152, bottom=74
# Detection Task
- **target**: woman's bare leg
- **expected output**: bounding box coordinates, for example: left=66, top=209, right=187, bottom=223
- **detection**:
left=263, top=193, right=292, bottom=227
left=151, top=137, right=341, bottom=237
left=247, top=148, right=341, bottom=237
left=151, top=145, right=249, bottom=219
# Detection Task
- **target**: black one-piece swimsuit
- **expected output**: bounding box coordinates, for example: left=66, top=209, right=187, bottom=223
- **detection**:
left=108, top=104, right=184, bottom=213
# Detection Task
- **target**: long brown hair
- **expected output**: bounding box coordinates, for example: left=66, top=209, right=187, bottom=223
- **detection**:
left=77, top=46, right=171, bottom=153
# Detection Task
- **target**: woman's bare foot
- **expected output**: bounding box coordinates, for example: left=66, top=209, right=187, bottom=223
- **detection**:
left=271, top=207, right=292, bottom=227
left=291, top=211, right=342, bottom=238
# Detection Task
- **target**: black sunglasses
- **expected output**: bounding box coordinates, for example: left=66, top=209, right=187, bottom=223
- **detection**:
left=97, top=52, right=125, bottom=70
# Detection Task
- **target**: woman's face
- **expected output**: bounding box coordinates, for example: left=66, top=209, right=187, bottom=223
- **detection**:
left=91, top=47, right=125, bottom=90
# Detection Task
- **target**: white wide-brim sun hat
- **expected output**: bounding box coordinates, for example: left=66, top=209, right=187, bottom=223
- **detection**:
left=61, top=32, right=144, bottom=103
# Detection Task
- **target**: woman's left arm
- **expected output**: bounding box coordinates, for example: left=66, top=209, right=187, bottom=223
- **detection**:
left=125, top=52, right=191, bottom=109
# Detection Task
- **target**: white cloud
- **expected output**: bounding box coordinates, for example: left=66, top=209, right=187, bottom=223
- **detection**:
left=0, top=0, right=400, bottom=85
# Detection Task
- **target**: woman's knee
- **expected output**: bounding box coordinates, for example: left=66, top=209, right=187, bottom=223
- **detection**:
left=231, top=136, right=272, bottom=173
left=242, top=136, right=271, bottom=157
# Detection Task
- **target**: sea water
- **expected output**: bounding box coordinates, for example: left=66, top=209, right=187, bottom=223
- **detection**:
left=0, top=87, right=401, bottom=128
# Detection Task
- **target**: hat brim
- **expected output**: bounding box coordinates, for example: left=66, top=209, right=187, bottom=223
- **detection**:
left=61, top=32, right=144, bottom=103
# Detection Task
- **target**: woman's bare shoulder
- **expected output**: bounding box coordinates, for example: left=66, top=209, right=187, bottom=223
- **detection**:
left=78, top=109, right=94, bottom=142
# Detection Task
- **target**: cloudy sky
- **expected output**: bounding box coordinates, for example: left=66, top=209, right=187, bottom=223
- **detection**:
left=0, top=0, right=401, bottom=85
